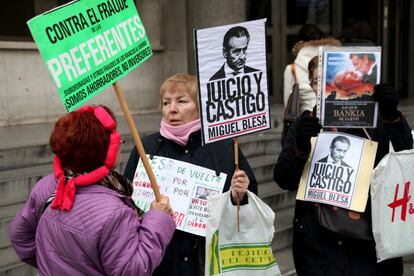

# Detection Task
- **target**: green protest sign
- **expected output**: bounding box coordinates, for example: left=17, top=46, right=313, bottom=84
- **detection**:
left=27, top=0, right=152, bottom=111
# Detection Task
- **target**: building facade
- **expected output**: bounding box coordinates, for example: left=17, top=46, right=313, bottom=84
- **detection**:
left=0, top=0, right=413, bottom=127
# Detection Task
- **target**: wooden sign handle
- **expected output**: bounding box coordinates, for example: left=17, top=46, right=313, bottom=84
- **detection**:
left=233, top=137, right=240, bottom=232
left=234, top=138, right=239, bottom=171
left=112, top=82, right=161, bottom=201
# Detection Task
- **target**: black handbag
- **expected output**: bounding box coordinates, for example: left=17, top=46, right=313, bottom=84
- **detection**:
left=315, top=203, right=374, bottom=241
left=281, top=64, right=300, bottom=146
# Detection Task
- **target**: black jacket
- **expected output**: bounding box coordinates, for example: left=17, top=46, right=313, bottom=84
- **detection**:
left=124, top=130, right=258, bottom=276
left=273, top=110, right=413, bottom=276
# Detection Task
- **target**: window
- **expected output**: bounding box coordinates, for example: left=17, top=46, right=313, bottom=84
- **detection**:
left=0, top=1, right=35, bottom=41
left=287, top=0, right=332, bottom=26
left=0, top=0, right=72, bottom=42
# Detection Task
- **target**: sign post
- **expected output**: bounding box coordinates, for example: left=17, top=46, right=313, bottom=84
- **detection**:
left=113, top=82, right=161, bottom=200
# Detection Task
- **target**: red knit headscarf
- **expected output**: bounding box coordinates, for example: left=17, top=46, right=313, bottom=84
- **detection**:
left=51, top=105, right=121, bottom=211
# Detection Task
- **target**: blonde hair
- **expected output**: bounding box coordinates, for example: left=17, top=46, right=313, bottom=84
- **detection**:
left=159, top=73, right=198, bottom=108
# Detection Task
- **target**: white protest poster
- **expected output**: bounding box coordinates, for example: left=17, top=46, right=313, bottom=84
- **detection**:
left=195, top=19, right=270, bottom=145
left=132, top=155, right=227, bottom=236
left=296, top=131, right=377, bottom=212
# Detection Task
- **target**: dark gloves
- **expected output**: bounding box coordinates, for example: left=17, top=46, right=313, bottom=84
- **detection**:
left=295, top=115, right=322, bottom=154
left=373, top=84, right=400, bottom=121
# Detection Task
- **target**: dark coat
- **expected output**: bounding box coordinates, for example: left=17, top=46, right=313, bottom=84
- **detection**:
left=209, top=64, right=259, bottom=81
left=273, top=110, right=413, bottom=276
left=124, top=130, right=258, bottom=276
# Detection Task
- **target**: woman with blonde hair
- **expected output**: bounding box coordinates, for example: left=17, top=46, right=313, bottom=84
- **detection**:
left=124, top=73, right=258, bottom=276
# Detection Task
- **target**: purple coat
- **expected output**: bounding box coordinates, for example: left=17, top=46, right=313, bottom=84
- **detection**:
left=9, top=174, right=176, bottom=275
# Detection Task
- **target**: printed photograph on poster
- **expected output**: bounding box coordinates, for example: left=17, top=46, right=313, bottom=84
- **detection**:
left=194, top=19, right=270, bottom=144
left=131, top=155, right=226, bottom=237
left=195, top=186, right=219, bottom=200
left=319, top=46, right=381, bottom=128
left=304, top=132, right=364, bottom=209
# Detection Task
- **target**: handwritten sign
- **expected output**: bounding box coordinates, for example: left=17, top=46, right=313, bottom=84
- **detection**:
left=132, top=155, right=227, bottom=236
left=297, top=131, right=377, bottom=212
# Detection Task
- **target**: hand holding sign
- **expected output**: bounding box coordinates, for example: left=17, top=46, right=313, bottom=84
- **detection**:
left=296, top=115, right=322, bottom=154
left=232, top=169, right=250, bottom=232
left=150, top=195, right=173, bottom=216
left=373, top=84, right=400, bottom=121
left=231, top=170, right=250, bottom=201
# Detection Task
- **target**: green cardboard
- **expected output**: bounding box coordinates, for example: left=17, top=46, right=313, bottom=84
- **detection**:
left=27, top=0, right=152, bottom=111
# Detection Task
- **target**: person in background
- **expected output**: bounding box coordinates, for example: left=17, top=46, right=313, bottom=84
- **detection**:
left=9, top=105, right=175, bottom=275
left=274, top=56, right=413, bottom=276
left=297, top=24, right=325, bottom=42
left=283, top=23, right=324, bottom=108
left=124, top=73, right=258, bottom=276
left=283, top=24, right=341, bottom=113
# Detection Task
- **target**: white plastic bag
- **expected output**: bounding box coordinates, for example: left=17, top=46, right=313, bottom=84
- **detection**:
left=371, top=149, right=414, bottom=262
left=205, top=190, right=282, bottom=275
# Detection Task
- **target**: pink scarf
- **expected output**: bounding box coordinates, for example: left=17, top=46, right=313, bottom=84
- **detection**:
left=160, top=118, right=201, bottom=146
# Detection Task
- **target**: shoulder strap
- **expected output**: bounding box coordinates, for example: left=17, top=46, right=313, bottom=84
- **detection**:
left=38, top=192, right=56, bottom=216
left=284, top=64, right=301, bottom=121
left=290, top=63, right=298, bottom=84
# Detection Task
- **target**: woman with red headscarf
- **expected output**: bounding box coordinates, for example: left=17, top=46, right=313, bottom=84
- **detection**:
left=9, top=105, right=176, bottom=275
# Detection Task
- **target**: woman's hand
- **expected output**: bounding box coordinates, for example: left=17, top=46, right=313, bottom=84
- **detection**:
left=231, top=170, right=250, bottom=201
left=150, top=195, right=173, bottom=215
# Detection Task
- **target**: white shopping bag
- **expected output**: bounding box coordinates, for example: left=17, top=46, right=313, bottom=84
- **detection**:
left=205, top=190, right=282, bottom=275
left=371, top=149, right=414, bottom=262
